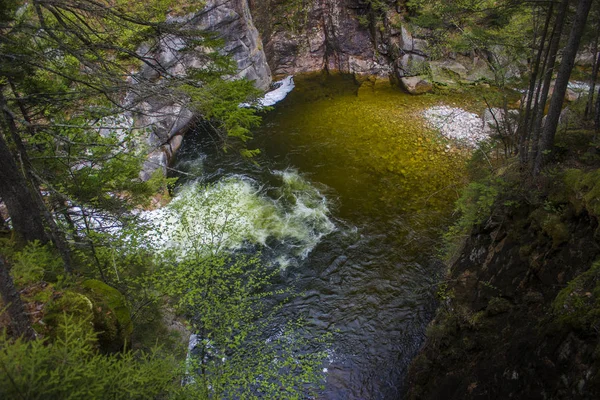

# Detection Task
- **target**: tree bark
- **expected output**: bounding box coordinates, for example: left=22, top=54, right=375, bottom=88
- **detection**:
left=585, top=31, right=599, bottom=119
left=0, top=131, right=48, bottom=244
left=519, top=2, right=554, bottom=164
left=0, top=257, right=36, bottom=340
left=4, top=84, right=73, bottom=274
left=595, top=85, right=600, bottom=134
left=529, top=0, right=569, bottom=168
left=534, top=0, right=594, bottom=175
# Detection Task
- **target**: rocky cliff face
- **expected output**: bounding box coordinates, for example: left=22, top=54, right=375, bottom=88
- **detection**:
left=406, top=183, right=600, bottom=399
left=247, top=0, right=493, bottom=92
left=248, top=0, right=428, bottom=81
left=248, top=0, right=388, bottom=76
left=137, top=0, right=272, bottom=180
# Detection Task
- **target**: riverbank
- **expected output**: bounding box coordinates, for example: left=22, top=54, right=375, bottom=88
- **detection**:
left=405, top=125, right=600, bottom=399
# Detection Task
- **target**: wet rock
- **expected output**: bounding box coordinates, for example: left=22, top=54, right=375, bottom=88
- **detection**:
left=396, top=53, right=429, bottom=78
left=406, top=190, right=600, bottom=399
left=399, top=24, right=413, bottom=51
left=412, top=38, right=428, bottom=55
left=185, top=0, right=271, bottom=90
left=249, top=0, right=429, bottom=83
left=465, top=57, right=495, bottom=82
left=140, top=149, right=168, bottom=182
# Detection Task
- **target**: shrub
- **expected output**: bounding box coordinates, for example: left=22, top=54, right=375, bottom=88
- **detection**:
left=0, top=315, right=180, bottom=399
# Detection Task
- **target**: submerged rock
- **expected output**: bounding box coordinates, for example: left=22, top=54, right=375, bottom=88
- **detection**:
left=423, top=106, right=488, bottom=146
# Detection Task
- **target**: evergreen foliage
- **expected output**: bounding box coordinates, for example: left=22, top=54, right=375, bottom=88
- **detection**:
left=0, top=315, right=181, bottom=399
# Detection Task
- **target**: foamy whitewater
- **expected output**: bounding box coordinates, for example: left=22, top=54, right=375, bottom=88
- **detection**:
left=142, top=169, right=335, bottom=261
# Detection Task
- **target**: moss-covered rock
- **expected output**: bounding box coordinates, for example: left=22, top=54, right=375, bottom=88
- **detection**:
left=42, top=290, right=95, bottom=338
left=529, top=208, right=569, bottom=248
left=563, top=168, right=600, bottom=218
left=553, top=261, right=600, bottom=332
left=82, top=279, right=132, bottom=352
left=407, top=183, right=600, bottom=399
left=486, top=297, right=512, bottom=316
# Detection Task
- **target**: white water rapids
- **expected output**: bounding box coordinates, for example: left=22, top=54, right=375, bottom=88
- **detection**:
left=142, top=170, right=335, bottom=261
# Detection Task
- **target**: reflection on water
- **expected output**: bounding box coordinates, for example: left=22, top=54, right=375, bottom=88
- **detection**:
left=171, top=73, right=468, bottom=399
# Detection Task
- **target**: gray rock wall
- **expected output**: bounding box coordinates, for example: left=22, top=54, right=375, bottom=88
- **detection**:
left=137, top=0, right=272, bottom=180
left=247, top=0, right=430, bottom=81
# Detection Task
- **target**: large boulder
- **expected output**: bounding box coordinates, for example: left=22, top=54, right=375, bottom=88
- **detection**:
left=429, top=60, right=469, bottom=85
left=400, top=76, right=433, bottom=95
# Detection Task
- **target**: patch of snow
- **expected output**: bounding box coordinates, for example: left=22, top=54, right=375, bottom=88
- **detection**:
left=241, top=76, right=295, bottom=108
left=260, top=76, right=295, bottom=107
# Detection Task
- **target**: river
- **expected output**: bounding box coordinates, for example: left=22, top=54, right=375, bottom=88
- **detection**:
left=169, top=73, right=469, bottom=399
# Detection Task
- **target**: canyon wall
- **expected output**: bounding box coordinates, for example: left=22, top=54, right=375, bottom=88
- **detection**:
left=247, top=0, right=426, bottom=83
left=138, top=0, right=272, bottom=180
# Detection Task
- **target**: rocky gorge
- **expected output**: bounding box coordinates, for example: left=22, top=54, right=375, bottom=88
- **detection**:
left=136, top=0, right=599, bottom=180
left=132, top=1, right=600, bottom=398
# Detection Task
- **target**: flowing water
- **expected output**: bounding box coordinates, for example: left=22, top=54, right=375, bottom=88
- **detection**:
left=168, top=74, right=470, bottom=399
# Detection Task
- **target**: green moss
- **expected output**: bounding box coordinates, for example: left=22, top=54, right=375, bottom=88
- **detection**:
left=529, top=208, right=569, bottom=248
left=486, top=297, right=512, bottom=316
left=519, top=244, right=532, bottom=260
left=82, top=279, right=132, bottom=351
left=553, top=261, right=600, bottom=332
left=42, top=291, right=95, bottom=338
left=563, top=169, right=600, bottom=217
left=82, top=279, right=132, bottom=334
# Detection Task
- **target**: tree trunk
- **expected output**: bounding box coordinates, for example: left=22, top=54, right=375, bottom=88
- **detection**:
left=0, top=257, right=36, bottom=340
left=529, top=0, right=569, bottom=168
left=595, top=85, right=600, bottom=134
left=519, top=2, right=554, bottom=163
left=0, top=132, right=48, bottom=244
left=585, top=32, right=599, bottom=119
left=534, top=0, right=594, bottom=175
left=3, top=85, right=73, bottom=274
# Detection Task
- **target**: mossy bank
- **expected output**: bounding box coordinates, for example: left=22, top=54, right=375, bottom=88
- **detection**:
left=406, top=153, right=600, bottom=399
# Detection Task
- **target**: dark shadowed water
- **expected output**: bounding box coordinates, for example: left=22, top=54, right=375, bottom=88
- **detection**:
left=173, top=74, right=467, bottom=399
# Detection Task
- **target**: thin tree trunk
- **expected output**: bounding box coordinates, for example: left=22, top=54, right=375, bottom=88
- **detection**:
left=519, top=2, right=554, bottom=163
left=529, top=0, right=570, bottom=168
left=535, top=0, right=593, bottom=175
left=2, top=87, right=73, bottom=274
left=585, top=32, right=599, bottom=119
left=595, top=85, right=600, bottom=134
left=0, top=131, right=48, bottom=244
left=0, top=257, right=36, bottom=340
